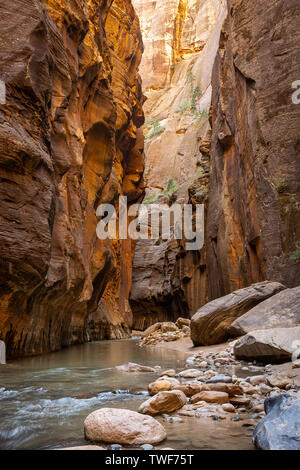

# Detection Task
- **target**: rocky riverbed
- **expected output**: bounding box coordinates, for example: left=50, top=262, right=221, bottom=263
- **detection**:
left=69, top=330, right=300, bottom=450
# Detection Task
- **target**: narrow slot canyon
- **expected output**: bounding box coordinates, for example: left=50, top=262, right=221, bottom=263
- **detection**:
left=0, top=0, right=299, bottom=452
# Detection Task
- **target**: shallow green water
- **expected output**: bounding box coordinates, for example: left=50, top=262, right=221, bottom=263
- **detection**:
left=0, top=339, right=254, bottom=450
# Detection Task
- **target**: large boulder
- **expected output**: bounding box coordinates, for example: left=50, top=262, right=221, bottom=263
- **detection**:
left=253, top=394, right=300, bottom=450
left=138, top=390, right=187, bottom=415
left=191, top=281, right=285, bottom=346
left=229, top=287, right=300, bottom=337
left=84, top=408, right=166, bottom=445
left=234, top=326, right=300, bottom=363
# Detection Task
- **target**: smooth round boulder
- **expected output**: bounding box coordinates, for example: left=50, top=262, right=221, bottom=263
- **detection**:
left=222, top=403, right=235, bottom=413
left=139, top=390, right=187, bottom=415
left=148, top=379, right=172, bottom=395
left=84, top=408, right=167, bottom=445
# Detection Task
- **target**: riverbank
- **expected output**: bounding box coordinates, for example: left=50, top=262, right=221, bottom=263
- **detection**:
left=135, top=333, right=300, bottom=386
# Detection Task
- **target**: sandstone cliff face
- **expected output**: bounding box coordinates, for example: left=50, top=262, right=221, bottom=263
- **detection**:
left=131, top=0, right=299, bottom=330
left=207, top=0, right=300, bottom=299
left=130, top=0, right=227, bottom=328
left=0, top=0, right=145, bottom=358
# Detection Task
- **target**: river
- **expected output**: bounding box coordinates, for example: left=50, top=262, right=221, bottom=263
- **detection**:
left=0, top=338, right=254, bottom=450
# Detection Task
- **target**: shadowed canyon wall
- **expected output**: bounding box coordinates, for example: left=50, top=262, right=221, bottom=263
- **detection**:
left=0, top=0, right=145, bottom=358
left=207, top=0, right=300, bottom=299
left=130, top=0, right=300, bottom=329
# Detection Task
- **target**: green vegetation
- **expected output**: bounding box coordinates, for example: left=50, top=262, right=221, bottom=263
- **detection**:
left=164, top=178, right=179, bottom=198
left=290, top=241, right=300, bottom=261
left=143, top=178, right=179, bottom=204
left=142, top=192, right=164, bottom=204
left=145, top=118, right=166, bottom=140
left=176, top=70, right=208, bottom=126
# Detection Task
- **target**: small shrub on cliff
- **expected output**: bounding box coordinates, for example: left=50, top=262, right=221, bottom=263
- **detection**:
left=142, top=178, right=179, bottom=204
left=145, top=118, right=165, bottom=140
left=143, top=192, right=164, bottom=204
left=164, top=178, right=179, bottom=199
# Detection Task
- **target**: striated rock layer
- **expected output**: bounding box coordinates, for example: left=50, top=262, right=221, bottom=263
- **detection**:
left=0, top=0, right=145, bottom=358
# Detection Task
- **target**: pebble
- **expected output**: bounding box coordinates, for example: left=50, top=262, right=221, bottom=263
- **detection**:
left=222, top=403, right=235, bottom=413
left=141, top=444, right=154, bottom=450
left=111, top=444, right=122, bottom=450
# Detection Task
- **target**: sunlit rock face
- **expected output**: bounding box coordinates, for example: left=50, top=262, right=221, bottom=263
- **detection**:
left=207, top=0, right=300, bottom=299
left=130, top=0, right=227, bottom=329
left=0, top=0, right=145, bottom=357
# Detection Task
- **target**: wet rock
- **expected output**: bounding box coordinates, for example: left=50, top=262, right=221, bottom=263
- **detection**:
left=191, top=282, right=285, bottom=346
left=160, top=369, right=176, bottom=377
left=116, top=362, right=156, bottom=373
left=84, top=408, right=167, bottom=445
left=292, top=360, right=300, bottom=369
left=178, top=369, right=202, bottom=379
left=140, top=444, right=154, bottom=450
left=233, top=327, right=300, bottom=363
left=206, top=374, right=232, bottom=384
left=162, top=415, right=183, bottom=424
left=110, top=444, right=122, bottom=450
left=148, top=380, right=172, bottom=395
left=229, top=287, right=300, bottom=337
left=253, top=394, right=300, bottom=450
left=191, top=391, right=229, bottom=405
left=139, top=390, right=187, bottom=416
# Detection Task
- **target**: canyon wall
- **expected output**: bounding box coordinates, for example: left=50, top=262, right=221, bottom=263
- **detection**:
left=130, top=0, right=228, bottom=329
left=207, top=0, right=300, bottom=299
left=0, top=0, right=145, bottom=358
left=131, top=0, right=300, bottom=329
